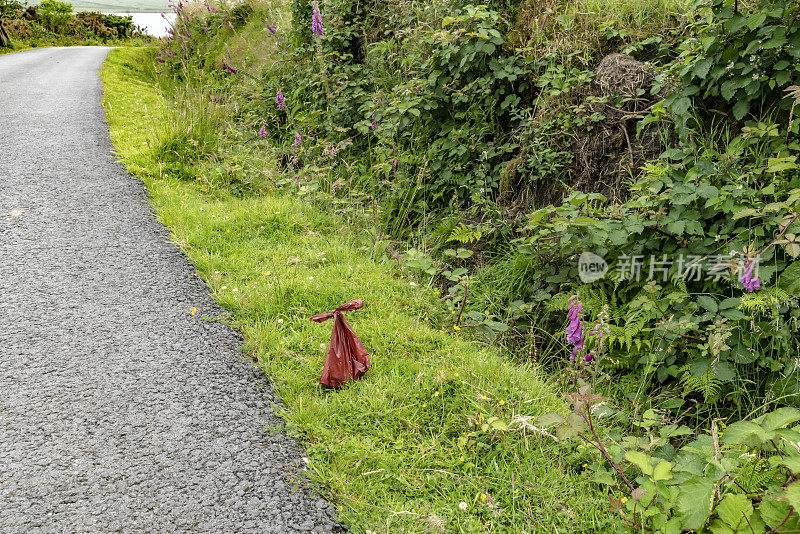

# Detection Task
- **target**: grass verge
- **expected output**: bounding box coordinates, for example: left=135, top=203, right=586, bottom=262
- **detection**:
left=100, top=46, right=615, bottom=533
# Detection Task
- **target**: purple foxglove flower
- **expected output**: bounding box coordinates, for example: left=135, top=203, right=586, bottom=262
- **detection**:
left=258, top=124, right=268, bottom=138
left=291, top=133, right=302, bottom=147
left=266, top=21, right=277, bottom=34
left=393, top=159, right=399, bottom=168
left=226, top=46, right=232, bottom=62
left=276, top=90, right=284, bottom=110
left=228, top=21, right=234, bottom=30
left=311, top=5, right=324, bottom=36
left=566, top=296, right=584, bottom=359
left=740, top=261, right=761, bottom=292
left=584, top=352, right=593, bottom=364
left=223, top=61, right=237, bottom=74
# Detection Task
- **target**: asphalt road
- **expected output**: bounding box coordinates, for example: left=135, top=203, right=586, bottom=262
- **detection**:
left=0, top=47, right=341, bottom=533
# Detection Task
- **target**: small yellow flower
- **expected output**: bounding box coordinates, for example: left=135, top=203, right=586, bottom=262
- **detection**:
left=481, top=493, right=487, bottom=501
left=190, top=307, right=197, bottom=316
left=453, top=325, right=460, bottom=331
left=453, top=372, right=460, bottom=378
left=621, top=497, right=628, bottom=504
left=433, top=391, right=440, bottom=397
left=514, top=488, right=519, bottom=494
left=499, top=400, right=505, bottom=405
left=582, top=464, right=588, bottom=468
left=264, top=270, right=271, bottom=276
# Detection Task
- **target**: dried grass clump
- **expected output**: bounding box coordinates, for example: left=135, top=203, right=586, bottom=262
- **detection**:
left=570, top=53, right=665, bottom=202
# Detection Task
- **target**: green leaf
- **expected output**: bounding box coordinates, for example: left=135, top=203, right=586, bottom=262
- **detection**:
left=677, top=476, right=715, bottom=530
left=733, top=208, right=760, bottom=219
left=716, top=493, right=753, bottom=529
left=779, top=262, right=800, bottom=294
left=697, top=184, right=719, bottom=199
left=697, top=295, right=718, bottom=313
left=783, top=482, right=800, bottom=511
left=778, top=456, right=800, bottom=473
left=653, top=460, right=673, bottom=481
left=722, top=420, right=773, bottom=446
left=766, top=157, right=798, bottom=173
left=747, top=12, right=767, bottom=29
left=733, top=100, right=750, bottom=120
left=626, top=450, right=654, bottom=476
left=535, top=412, right=565, bottom=427
left=758, top=407, right=800, bottom=431
left=759, top=496, right=794, bottom=528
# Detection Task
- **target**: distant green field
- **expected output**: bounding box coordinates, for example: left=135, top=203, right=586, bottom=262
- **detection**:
left=30, top=0, right=169, bottom=13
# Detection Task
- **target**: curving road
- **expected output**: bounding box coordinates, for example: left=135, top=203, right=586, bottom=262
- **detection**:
left=0, top=47, right=341, bottom=533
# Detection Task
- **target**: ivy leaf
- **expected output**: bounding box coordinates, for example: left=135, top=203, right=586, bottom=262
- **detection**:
left=677, top=476, right=715, bottom=530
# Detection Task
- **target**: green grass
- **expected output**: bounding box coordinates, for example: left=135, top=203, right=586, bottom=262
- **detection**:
left=101, top=46, right=616, bottom=533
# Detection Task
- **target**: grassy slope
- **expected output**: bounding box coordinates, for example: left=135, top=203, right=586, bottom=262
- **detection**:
left=101, top=46, right=615, bottom=533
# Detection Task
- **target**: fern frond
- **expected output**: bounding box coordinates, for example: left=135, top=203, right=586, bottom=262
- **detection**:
left=448, top=223, right=482, bottom=244
left=741, top=287, right=790, bottom=314
left=680, top=365, right=721, bottom=403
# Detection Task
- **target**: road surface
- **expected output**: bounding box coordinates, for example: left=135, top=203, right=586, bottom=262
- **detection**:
left=0, top=47, right=341, bottom=533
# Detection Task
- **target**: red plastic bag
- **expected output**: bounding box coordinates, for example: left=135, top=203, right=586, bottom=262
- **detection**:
left=310, top=299, right=370, bottom=388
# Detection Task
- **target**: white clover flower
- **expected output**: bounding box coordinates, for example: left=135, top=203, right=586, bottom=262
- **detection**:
left=277, top=318, right=284, bottom=324
left=320, top=343, right=326, bottom=350
left=459, top=502, right=468, bottom=512
left=410, top=281, right=417, bottom=287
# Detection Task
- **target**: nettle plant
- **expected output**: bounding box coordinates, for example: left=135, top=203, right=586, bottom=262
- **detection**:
left=539, top=388, right=800, bottom=533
